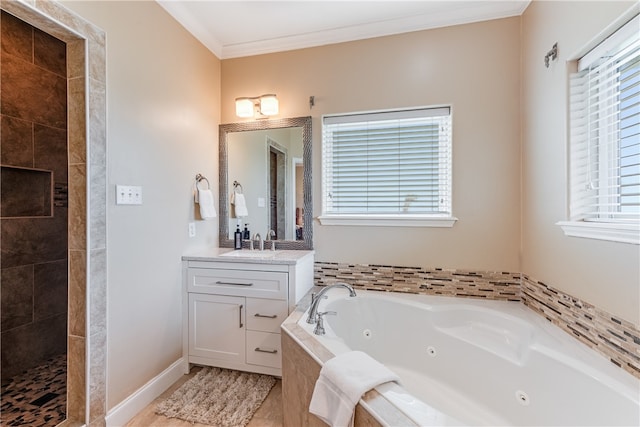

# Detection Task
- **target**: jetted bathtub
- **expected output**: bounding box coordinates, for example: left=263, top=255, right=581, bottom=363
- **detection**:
left=296, top=290, right=640, bottom=426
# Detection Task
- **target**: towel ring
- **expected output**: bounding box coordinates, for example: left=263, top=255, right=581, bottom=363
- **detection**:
left=233, top=180, right=243, bottom=194
left=195, top=173, right=210, bottom=190
left=194, top=173, right=211, bottom=204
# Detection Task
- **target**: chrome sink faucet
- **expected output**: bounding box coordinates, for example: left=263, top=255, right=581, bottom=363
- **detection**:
left=266, top=229, right=276, bottom=251
left=306, top=282, right=356, bottom=324
left=253, top=233, right=263, bottom=251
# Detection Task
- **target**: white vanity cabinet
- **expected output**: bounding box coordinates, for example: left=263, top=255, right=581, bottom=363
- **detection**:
left=182, top=249, right=314, bottom=377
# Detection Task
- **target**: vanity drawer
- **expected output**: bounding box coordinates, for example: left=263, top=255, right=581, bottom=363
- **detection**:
left=187, top=268, right=287, bottom=299
left=246, top=298, right=288, bottom=333
left=246, top=330, right=281, bottom=369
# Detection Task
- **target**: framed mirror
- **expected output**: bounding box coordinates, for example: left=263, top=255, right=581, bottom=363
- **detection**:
left=219, top=116, right=312, bottom=250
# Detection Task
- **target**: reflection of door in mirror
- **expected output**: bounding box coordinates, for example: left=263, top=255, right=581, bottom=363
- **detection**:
left=294, top=159, right=303, bottom=240
left=227, top=127, right=302, bottom=241
left=267, top=138, right=286, bottom=240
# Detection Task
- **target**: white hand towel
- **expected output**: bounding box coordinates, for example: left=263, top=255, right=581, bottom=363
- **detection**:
left=231, top=191, right=248, bottom=217
left=197, top=189, right=216, bottom=220
left=309, top=351, right=400, bottom=427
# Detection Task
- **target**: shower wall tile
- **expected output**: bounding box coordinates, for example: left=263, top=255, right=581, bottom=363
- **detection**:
left=89, top=77, right=106, bottom=166
left=67, top=334, right=86, bottom=422
left=89, top=249, right=106, bottom=335
left=68, top=163, right=87, bottom=251
left=88, top=330, right=106, bottom=425
left=34, top=123, right=68, bottom=183
left=33, top=26, right=66, bottom=77
left=87, top=31, right=106, bottom=85
left=1, top=215, right=67, bottom=267
left=0, top=115, right=33, bottom=167
left=68, top=76, right=87, bottom=165
left=0, top=10, right=32, bottom=62
left=0, top=265, right=34, bottom=330
left=34, top=259, right=68, bottom=321
left=67, top=39, right=85, bottom=80
left=1, top=7, right=70, bottom=385
left=1, top=312, right=66, bottom=378
left=89, top=162, right=106, bottom=250
left=69, top=249, right=87, bottom=338
left=0, top=54, right=67, bottom=129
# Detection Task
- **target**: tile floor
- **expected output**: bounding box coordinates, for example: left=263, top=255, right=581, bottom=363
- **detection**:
left=125, top=366, right=284, bottom=427
left=0, top=354, right=67, bottom=426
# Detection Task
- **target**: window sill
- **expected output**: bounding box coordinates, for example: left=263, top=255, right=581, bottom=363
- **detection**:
left=556, top=221, right=640, bottom=245
left=318, top=215, right=458, bottom=227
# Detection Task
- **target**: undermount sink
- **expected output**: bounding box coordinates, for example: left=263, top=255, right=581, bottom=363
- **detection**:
left=220, top=250, right=280, bottom=258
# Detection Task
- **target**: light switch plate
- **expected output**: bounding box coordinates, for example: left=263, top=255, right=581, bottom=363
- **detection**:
left=257, top=197, right=265, bottom=208
left=116, top=185, right=143, bottom=205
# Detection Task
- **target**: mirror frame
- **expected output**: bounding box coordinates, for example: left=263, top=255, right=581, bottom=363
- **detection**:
left=219, top=116, right=313, bottom=250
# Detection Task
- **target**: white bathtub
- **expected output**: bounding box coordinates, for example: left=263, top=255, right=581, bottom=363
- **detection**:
left=296, top=290, right=640, bottom=426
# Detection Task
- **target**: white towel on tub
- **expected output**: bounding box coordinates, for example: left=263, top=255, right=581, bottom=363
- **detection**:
left=309, top=351, right=401, bottom=427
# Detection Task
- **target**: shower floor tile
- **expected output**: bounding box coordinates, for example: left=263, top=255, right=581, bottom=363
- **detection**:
left=1, top=354, right=66, bottom=426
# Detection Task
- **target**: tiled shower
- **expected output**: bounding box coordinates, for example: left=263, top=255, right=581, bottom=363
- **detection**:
left=1, top=10, right=68, bottom=425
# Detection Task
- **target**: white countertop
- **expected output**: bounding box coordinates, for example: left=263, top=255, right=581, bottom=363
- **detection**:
left=182, top=247, right=315, bottom=265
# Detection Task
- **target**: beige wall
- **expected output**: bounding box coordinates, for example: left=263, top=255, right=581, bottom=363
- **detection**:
left=61, top=0, right=220, bottom=410
left=222, top=17, right=522, bottom=272
left=521, top=0, right=639, bottom=324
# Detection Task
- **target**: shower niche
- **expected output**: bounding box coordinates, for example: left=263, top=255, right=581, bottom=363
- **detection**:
left=0, top=166, right=54, bottom=217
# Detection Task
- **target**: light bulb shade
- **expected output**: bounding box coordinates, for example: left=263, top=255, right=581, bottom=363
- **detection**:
left=259, top=95, right=278, bottom=116
left=235, top=98, right=254, bottom=118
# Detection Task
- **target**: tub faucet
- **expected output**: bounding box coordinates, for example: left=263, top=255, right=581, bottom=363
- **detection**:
left=313, top=311, right=336, bottom=335
left=306, top=282, right=356, bottom=324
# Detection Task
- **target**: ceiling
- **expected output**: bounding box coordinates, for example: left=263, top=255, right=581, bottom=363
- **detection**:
left=157, top=1, right=530, bottom=59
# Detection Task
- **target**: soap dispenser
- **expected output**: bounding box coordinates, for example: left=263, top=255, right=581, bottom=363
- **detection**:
left=234, top=224, right=242, bottom=250
left=243, top=224, right=250, bottom=240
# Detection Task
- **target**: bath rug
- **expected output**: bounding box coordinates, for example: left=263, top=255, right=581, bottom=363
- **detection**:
left=155, top=367, right=276, bottom=427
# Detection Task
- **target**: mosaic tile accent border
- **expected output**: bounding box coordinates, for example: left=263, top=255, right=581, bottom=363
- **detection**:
left=521, top=275, right=640, bottom=378
left=314, top=262, right=521, bottom=301
left=314, top=262, right=640, bottom=379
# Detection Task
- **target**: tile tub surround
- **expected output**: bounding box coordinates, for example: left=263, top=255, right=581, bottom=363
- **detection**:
left=314, top=262, right=640, bottom=379
left=280, top=290, right=416, bottom=427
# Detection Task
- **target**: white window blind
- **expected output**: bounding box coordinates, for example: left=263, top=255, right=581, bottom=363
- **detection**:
left=321, top=107, right=452, bottom=224
left=568, top=16, right=640, bottom=227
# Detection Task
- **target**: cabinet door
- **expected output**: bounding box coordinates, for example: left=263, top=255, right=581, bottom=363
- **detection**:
left=189, top=293, right=245, bottom=362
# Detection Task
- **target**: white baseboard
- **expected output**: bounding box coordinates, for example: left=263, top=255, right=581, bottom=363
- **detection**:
left=105, top=358, right=185, bottom=427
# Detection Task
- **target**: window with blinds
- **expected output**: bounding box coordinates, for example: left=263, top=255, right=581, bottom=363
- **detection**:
left=562, top=14, right=640, bottom=243
left=320, top=107, right=455, bottom=226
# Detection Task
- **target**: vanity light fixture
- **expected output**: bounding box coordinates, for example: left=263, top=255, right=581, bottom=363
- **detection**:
left=235, top=94, right=279, bottom=118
